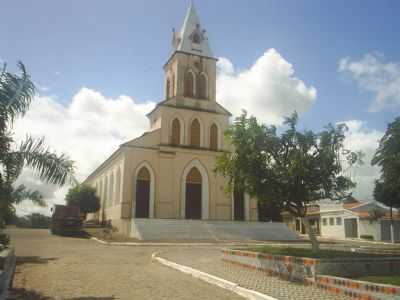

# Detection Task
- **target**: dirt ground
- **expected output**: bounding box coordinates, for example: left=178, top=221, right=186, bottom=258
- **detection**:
left=7, top=228, right=243, bottom=300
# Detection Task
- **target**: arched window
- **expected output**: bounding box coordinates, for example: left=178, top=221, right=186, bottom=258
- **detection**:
left=115, top=168, right=121, bottom=204
left=171, top=118, right=181, bottom=145
left=137, top=167, right=151, bottom=181
left=104, top=177, right=108, bottom=208
left=198, top=74, right=207, bottom=99
left=187, top=167, right=202, bottom=184
left=210, top=123, right=218, bottom=150
left=184, top=71, right=194, bottom=97
left=166, top=78, right=171, bottom=99
left=109, top=173, right=114, bottom=207
left=190, top=119, right=201, bottom=147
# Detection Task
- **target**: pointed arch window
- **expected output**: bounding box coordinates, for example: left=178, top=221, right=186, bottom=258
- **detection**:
left=210, top=123, right=218, bottom=150
left=137, top=167, right=151, bottom=181
left=184, top=71, right=195, bottom=98
left=190, top=119, right=201, bottom=147
left=198, top=73, right=208, bottom=99
left=171, top=118, right=181, bottom=145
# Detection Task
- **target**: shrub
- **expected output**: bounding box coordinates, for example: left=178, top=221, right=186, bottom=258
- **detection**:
left=360, top=234, right=374, bottom=241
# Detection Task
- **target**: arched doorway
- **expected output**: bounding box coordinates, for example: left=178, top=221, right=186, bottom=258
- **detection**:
left=185, top=167, right=202, bottom=220
left=135, top=167, right=151, bottom=218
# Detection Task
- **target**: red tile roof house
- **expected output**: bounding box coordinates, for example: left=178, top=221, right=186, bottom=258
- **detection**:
left=283, top=198, right=400, bottom=242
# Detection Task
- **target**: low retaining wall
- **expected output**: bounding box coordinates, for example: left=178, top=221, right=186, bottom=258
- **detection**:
left=222, top=249, right=400, bottom=300
left=222, top=249, right=316, bottom=282
left=312, top=275, right=400, bottom=300
left=222, top=249, right=400, bottom=281
left=0, top=248, right=16, bottom=300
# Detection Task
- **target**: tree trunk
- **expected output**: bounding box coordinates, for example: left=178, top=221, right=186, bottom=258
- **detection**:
left=390, top=206, right=395, bottom=244
left=302, top=218, right=320, bottom=252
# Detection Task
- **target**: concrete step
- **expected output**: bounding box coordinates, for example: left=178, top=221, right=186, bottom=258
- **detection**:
left=130, top=219, right=299, bottom=241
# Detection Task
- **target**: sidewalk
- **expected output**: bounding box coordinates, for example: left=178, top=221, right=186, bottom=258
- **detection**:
left=159, top=247, right=352, bottom=300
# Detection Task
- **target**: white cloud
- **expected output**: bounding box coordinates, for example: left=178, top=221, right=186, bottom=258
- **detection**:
left=339, top=53, right=400, bottom=112
left=217, top=48, right=317, bottom=124
left=339, top=120, right=383, bottom=201
left=13, top=88, right=155, bottom=215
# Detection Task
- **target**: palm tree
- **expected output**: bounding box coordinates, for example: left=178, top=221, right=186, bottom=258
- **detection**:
left=0, top=62, right=76, bottom=227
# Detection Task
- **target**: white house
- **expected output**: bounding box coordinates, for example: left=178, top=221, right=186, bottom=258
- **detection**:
left=285, top=198, right=400, bottom=242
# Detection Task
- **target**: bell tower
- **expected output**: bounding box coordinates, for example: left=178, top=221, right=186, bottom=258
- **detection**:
left=164, top=2, right=217, bottom=103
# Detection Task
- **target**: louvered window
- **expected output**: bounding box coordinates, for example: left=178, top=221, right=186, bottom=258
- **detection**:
left=210, top=124, right=218, bottom=150
left=190, top=119, right=201, bottom=147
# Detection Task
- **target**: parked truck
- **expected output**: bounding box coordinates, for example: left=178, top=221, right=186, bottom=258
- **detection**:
left=51, top=205, right=83, bottom=235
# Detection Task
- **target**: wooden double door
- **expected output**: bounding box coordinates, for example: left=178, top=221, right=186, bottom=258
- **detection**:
left=135, top=168, right=150, bottom=218
left=185, top=168, right=202, bottom=220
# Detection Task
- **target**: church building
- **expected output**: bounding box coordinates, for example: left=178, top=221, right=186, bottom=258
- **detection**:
left=84, top=3, right=259, bottom=237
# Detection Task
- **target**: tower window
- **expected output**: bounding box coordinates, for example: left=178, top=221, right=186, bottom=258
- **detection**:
left=190, top=119, right=201, bottom=147
left=184, top=71, right=195, bottom=98
left=210, top=123, right=218, bottom=150
left=171, top=118, right=181, bottom=145
left=198, top=74, right=207, bottom=99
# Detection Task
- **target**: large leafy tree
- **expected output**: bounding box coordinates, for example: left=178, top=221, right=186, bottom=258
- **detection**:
left=216, top=112, right=361, bottom=251
left=65, top=184, right=100, bottom=216
left=0, top=62, right=75, bottom=228
left=372, top=117, right=400, bottom=242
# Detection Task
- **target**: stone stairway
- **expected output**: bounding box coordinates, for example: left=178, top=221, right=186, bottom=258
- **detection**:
left=130, top=219, right=299, bottom=241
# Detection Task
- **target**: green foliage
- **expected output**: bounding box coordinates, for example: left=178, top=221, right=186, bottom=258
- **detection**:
left=372, top=117, right=400, bottom=212
left=215, top=111, right=360, bottom=217
left=65, top=184, right=100, bottom=215
left=16, top=213, right=52, bottom=228
left=0, top=62, right=76, bottom=226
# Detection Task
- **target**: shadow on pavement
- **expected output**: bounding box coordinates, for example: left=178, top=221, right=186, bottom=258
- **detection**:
left=8, top=288, right=115, bottom=300
left=16, top=256, right=58, bottom=266
left=8, top=288, right=52, bottom=300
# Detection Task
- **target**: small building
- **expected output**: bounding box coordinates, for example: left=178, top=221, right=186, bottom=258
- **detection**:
left=284, top=198, right=400, bottom=242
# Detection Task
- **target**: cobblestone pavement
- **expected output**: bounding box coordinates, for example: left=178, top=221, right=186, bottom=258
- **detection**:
left=7, top=228, right=243, bottom=300
left=160, top=247, right=353, bottom=300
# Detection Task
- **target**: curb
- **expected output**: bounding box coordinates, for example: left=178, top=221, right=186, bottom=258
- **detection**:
left=90, top=237, right=310, bottom=248
left=90, top=237, right=225, bottom=247
left=152, top=252, right=278, bottom=300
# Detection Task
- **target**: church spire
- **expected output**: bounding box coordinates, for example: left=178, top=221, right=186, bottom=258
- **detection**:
left=172, top=1, right=214, bottom=58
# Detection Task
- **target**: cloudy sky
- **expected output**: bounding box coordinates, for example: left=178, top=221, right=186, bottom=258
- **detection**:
left=2, top=0, right=400, bottom=215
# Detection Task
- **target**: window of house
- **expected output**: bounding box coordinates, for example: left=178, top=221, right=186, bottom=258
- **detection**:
left=184, top=71, right=194, bottom=97
left=329, top=217, right=335, bottom=226
left=210, top=124, right=218, bottom=150
left=190, top=119, right=201, bottom=147
left=171, top=118, right=181, bottom=145
left=336, top=217, right=342, bottom=226
left=322, top=218, right=327, bottom=226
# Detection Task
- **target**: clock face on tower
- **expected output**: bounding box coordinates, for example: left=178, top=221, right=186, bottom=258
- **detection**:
left=189, top=24, right=205, bottom=45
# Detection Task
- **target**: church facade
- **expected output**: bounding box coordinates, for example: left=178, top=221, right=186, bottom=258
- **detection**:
left=84, top=3, right=259, bottom=236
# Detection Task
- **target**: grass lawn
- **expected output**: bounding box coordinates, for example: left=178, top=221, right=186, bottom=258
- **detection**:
left=242, top=246, right=391, bottom=259
left=356, top=276, right=400, bottom=286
